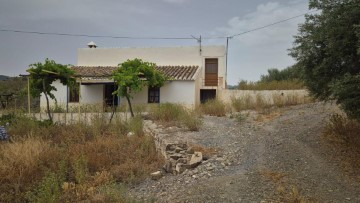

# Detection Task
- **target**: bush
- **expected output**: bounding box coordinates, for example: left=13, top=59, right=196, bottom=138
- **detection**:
left=201, top=99, right=227, bottom=117
left=332, top=74, right=360, bottom=121
left=149, top=103, right=183, bottom=122
left=149, top=103, right=202, bottom=131
left=231, top=94, right=253, bottom=111
left=237, top=79, right=304, bottom=90
left=0, top=114, right=164, bottom=202
left=181, top=109, right=203, bottom=131
left=324, top=114, right=360, bottom=146
left=0, top=113, right=16, bottom=125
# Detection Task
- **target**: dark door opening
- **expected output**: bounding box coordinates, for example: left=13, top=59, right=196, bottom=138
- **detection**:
left=200, top=89, right=216, bottom=104
left=104, top=84, right=118, bottom=107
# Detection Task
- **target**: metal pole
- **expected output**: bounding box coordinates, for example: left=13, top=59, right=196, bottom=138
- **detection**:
left=78, top=78, right=81, bottom=123
left=225, top=37, right=231, bottom=89
left=27, top=76, right=31, bottom=114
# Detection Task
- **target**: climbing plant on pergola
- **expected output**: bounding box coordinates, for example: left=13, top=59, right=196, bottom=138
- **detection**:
left=27, top=59, right=75, bottom=122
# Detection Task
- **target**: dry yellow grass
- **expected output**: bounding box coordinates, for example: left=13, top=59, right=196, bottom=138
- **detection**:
left=0, top=115, right=163, bottom=202
left=260, top=169, right=316, bottom=203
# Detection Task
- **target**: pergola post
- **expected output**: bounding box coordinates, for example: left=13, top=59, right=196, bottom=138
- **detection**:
left=27, top=76, right=31, bottom=114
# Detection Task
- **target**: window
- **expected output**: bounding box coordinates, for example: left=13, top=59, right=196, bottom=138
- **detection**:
left=205, top=58, right=218, bottom=74
left=205, top=58, right=218, bottom=86
left=148, top=87, right=160, bottom=103
left=68, top=83, right=79, bottom=103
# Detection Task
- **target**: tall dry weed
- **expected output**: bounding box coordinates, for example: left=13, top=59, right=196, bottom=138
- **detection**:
left=0, top=112, right=163, bottom=202
left=201, top=99, right=228, bottom=117
left=149, top=103, right=202, bottom=131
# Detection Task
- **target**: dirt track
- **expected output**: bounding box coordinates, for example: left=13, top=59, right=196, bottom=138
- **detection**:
left=130, top=102, right=360, bottom=202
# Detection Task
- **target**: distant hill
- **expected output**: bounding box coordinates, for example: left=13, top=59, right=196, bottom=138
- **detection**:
left=0, top=75, right=9, bottom=81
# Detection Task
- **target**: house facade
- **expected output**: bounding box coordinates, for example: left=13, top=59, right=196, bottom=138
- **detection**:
left=40, top=44, right=227, bottom=111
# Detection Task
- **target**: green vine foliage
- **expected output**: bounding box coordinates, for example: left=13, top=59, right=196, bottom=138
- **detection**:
left=112, top=58, right=167, bottom=117
left=27, top=58, right=76, bottom=101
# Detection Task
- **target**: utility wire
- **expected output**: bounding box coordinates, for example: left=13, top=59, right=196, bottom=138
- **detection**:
left=0, top=29, right=194, bottom=40
left=227, top=10, right=318, bottom=38
left=0, top=10, right=317, bottom=40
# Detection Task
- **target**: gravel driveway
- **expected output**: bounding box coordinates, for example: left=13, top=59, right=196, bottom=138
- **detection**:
left=130, top=102, right=360, bottom=202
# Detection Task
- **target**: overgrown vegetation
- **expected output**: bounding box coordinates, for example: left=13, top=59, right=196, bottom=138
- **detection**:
left=324, top=114, right=360, bottom=148
left=200, top=99, right=227, bottom=117
left=323, top=113, right=360, bottom=180
left=0, top=114, right=163, bottom=202
left=290, top=0, right=360, bottom=120
left=231, top=92, right=312, bottom=112
left=237, top=80, right=304, bottom=90
left=0, top=77, right=30, bottom=110
left=149, top=103, right=202, bottom=131
left=238, top=65, right=304, bottom=90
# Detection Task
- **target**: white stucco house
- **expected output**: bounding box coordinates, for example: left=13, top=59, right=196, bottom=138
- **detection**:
left=41, top=42, right=227, bottom=111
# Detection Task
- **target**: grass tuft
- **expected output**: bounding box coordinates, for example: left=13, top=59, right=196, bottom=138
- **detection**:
left=0, top=114, right=163, bottom=202
left=149, top=103, right=202, bottom=131
left=200, top=99, right=227, bottom=117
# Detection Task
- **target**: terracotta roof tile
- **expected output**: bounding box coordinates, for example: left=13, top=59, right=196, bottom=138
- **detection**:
left=72, top=65, right=199, bottom=80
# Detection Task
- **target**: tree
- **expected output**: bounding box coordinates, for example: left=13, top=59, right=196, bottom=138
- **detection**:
left=0, top=77, right=27, bottom=109
left=27, top=59, right=75, bottom=122
left=260, top=65, right=302, bottom=82
left=112, top=59, right=167, bottom=117
left=290, top=0, right=360, bottom=119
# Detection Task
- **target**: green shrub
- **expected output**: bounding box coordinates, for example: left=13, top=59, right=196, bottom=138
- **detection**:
left=72, top=154, right=88, bottom=184
left=149, top=103, right=202, bottom=131
left=238, top=79, right=304, bottom=90
left=129, top=115, right=144, bottom=136
left=332, top=74, right=360, bottom=121
left=181, top=109, right=203, bottom=131
left=324, top=114, right=360, bottom=145
left=149, top=103, right=183, bottom=122
left=0, top=113, right=16, bottom=125
left=201, top=99, right=227, bottom=117
left=27, top=161, right=67, bottom=203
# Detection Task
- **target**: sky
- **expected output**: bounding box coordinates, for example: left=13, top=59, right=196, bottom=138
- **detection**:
left=0, top=0, right=310, bottom=85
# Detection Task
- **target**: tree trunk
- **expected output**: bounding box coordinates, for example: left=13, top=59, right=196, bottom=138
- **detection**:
left=126, top=95, right=134, bottom=117
left=109, top=94, right=117, bottom=123
left=43, top=80, right=52, bottom=122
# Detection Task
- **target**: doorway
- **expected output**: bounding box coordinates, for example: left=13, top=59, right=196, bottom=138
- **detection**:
left=104, top=84, right=118, bottom=108
left=200, top=89, right=216, bottom=104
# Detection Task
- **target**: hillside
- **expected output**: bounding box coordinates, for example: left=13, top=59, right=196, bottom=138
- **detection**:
left=0, top=75, right=9, bottom=81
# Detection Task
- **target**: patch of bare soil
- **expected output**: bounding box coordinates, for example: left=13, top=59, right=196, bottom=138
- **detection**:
left=130, top=102, right=360, bottom=202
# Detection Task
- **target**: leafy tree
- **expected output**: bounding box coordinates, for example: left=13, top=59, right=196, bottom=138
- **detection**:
left=27, top=59, right=75, bottom=122
left=0, top=77, right=27, bottom=109
left=332, top=74, right=360, bottom=120
left=260, top=65, right=302, bottom=82
left=290, top=0, right=360, bottom=119
left=112, top=58, right=167, bottom=117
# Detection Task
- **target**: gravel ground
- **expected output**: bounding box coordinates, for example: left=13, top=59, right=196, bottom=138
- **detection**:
left=129, top=102, right=360, bottom=202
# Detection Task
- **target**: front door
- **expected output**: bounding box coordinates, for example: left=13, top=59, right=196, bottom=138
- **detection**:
left=205, top=58, right=218, bottom=86
left=104, top=84, right=118, bottom=108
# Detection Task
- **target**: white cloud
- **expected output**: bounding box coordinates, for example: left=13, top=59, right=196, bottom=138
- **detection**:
left=216, top=1, right=307, bottom=46
left=213, top=1, right=309, bottom=83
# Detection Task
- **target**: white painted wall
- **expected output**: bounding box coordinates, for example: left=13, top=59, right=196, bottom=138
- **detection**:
left=119, top=81, right=196, bottom=106
left=218, top=89, right=310, bottom=105
left=41, top=46, right=227, bottom=110
left=40, top=80, right=68, bottom=110
left=161, top=81, right=195, bottom=105
left=78, top=45, right=227, bottom=89
left=81, top=84, right=103, bottom=104
left=40, top=80, right=105, bottom=111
